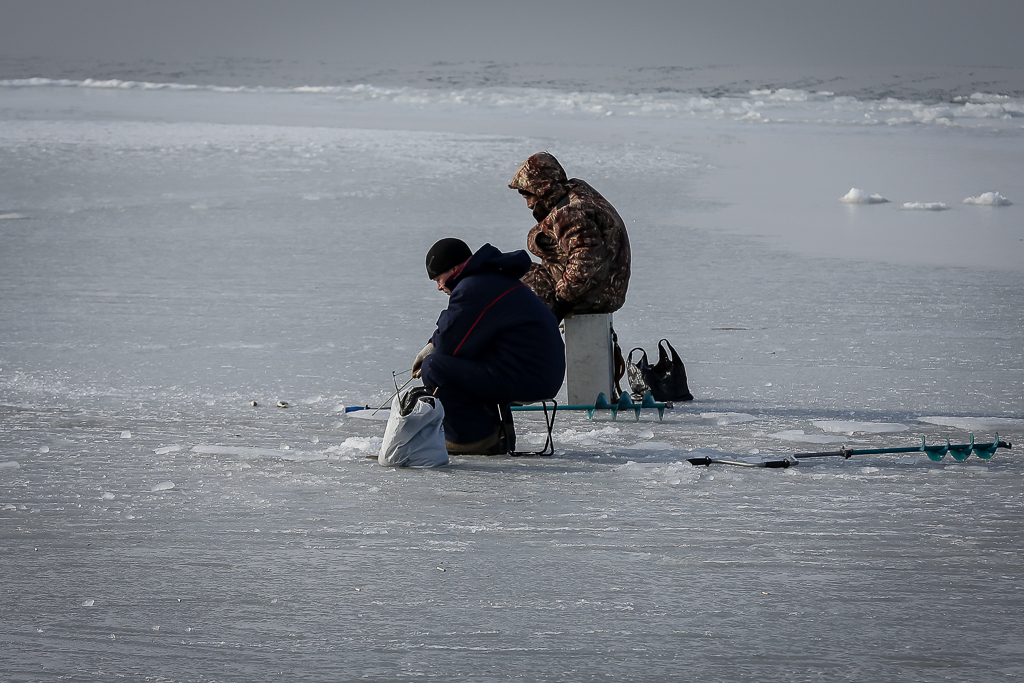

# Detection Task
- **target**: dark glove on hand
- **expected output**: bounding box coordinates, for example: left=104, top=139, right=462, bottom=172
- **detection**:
left=550, top=296, right=573, bottom=322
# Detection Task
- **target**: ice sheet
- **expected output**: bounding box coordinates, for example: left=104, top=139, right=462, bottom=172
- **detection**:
left=1, top=63, right=1022, bottom=682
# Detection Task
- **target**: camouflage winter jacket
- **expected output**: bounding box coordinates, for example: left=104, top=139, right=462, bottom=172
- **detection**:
left=508, top=152, right=630, bottom=314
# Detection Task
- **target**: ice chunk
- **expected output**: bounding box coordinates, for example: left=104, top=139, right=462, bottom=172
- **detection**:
left=901, top=202, right=948, bottom=210
left=101, top=492, right=115, bottom=500
left=154, top=445, right=181, bottom=455
left=615, top=460, right=699, bottom=486
left=840, top=188, right=888, bottom=204
left=812, top=420, right=908, bottom=434
left=38, top=445, right=49, bottom=453
left=963, top=191, right=1012, bottom=206
left=120, top=430, right=132, bottom=439
left=82, top=600, right=95, bottom=607
left=768, top=430, right=848, bottom=444
left=150, top=481, right=175, bottom=492
left=0, top=461, right=21, bottom=469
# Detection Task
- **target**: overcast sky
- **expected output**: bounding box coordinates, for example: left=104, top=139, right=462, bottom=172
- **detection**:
left=3, top=0, right=1023, bottom=69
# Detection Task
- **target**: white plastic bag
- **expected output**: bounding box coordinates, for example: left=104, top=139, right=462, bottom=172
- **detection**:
left=378, top=392, right=449, bottom=467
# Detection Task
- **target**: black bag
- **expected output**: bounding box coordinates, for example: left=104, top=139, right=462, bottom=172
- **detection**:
left=627, top=339, right=694, bottom=402
left=399, top=386, right=436, bottom=416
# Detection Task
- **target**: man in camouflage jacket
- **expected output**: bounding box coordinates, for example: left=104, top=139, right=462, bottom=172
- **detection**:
left=508, top=152, right=631, bottom=320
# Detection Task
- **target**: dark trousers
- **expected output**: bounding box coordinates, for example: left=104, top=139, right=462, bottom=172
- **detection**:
left=421, top=354, right=561, bottom=444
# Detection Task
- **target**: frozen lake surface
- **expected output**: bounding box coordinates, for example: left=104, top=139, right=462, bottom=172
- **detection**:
left=2, top=61, right=1023, bottom=681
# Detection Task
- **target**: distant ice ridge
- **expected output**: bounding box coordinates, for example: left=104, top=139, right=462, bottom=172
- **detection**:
left=840, top=188, right=888, bottom=204
left=963, top=191, right=1013, bottom=206
left=3, top=77, right=1023, bottom=130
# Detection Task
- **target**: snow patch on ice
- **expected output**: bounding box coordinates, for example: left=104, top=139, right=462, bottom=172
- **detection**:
left=918, top=416, right=1024, bottom=431
left=150, top=481, right=175, bottom=492
left=812, top=420, right=909, bottom=435
left=963, top=191, right=1012, bottom=206
left=556, top=426, right=622, bottom=447
left=615, top=460, right=699, bottom=486
left=701, top=412, right=758, bottom=425
left=840, top=188, right=888, bottom=204
left=901, top=202, right=949, bottom=211
left=769, top=430, right=848, bottom=444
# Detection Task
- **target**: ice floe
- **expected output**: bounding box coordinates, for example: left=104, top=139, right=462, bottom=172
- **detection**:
left=768, top=430, right=848, bottom=444
left=918, top=416, right=1024, bottom=431
left=963, top=191, right=1012, bottom=206
left=700, top=412, right=758, bottom=425
left=840, top=188, right=888, bottom=204
left=901, top=202, right=949, bottom=210
left=150, top=481, right=175, bottom=492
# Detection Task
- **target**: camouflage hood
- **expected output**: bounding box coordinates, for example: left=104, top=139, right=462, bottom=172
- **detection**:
left=508, top=152, right=569, bottom=219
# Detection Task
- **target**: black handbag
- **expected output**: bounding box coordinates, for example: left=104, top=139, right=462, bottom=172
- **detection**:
left=627, top=339, right=694, bottom=402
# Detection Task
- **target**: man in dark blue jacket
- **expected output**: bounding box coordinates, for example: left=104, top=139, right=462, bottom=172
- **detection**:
left=413, top=238, right=565, bottom=454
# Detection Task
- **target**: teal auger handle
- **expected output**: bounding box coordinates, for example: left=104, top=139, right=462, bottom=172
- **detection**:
left=511, top=392, right=667, bottom=421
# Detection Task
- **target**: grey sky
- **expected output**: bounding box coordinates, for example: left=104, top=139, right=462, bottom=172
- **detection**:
left=3, top=0, right=1023, bottom=69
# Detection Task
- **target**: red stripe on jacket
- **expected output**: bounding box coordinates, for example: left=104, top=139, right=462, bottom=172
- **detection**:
left=452, top=284, right=527, bottom=357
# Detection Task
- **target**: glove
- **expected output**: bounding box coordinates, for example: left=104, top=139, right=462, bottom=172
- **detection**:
left=550, top=296, right=573, bottom=323
left=412, top=342, right=435, bottom=378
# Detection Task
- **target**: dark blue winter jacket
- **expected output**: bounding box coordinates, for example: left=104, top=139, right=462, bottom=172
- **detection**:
left=421, top=244, right=565, bottom=403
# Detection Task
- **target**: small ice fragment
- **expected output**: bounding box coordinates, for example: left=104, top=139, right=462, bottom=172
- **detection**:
left=0, top=213, right=29, bottom=220
left=0, top=461, right=21, bottom=469
left=151, top=481, right=175, bottom=492
left=120, top=430, right=132, bottom=439
left=840, top=188, right=888, bottom=204
left=39, top=445, right=49, bottom=453
left=901, top=202, right=948, bottom=211
left=82, top=599, right=95, bottom=607
left=963, top=191, right=1012, bottom=206
left=101, top=492, right=115, bottom=500
left=154, top=445, right=181, bottom=455
left=151, top=625, right=160, bottom=631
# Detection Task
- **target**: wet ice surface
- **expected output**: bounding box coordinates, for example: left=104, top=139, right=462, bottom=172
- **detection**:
left=2, top=66, right=1023, bottom=681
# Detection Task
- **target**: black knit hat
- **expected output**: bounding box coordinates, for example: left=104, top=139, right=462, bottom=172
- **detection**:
left=425, top=238, right=472, bottom=279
